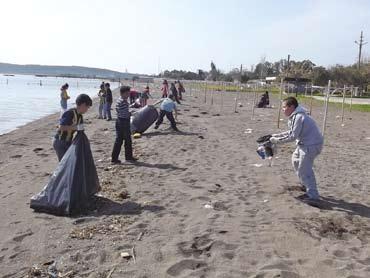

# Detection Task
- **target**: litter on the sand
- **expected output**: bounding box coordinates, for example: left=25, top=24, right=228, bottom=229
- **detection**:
left=204, top=201, right=214, bottom=209
left=252, top=163, right=263, bottom=167
left=263, top=199, right=269, bottom=203
left=366, top=137, right=370, bottom=140
left=244, top=128, right=253, bottom=134
left=120, top=252, right=131, bottom=258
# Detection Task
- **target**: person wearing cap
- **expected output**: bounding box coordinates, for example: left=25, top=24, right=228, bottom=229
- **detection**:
left=154, top=94, right=179, bottom=131
left=53, top=94, right=92, bottom=161
left=269, top=97, right=323, bottom=202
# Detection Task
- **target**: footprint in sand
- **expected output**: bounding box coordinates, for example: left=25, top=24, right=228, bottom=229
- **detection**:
left=10, top=154, right=22, bottom=159
left=166, top=259, right=208, bottom=276
left=12, top=230, right=33, bottom=242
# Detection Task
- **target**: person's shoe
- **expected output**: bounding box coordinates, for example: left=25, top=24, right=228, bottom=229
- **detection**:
left=173, top=128, right=180, bottom=132
left=107, top=118, right=112, bottom=121
left=126, top=157, right=138, bottom=163
left=154, top=125, right=159, bottom=130
left=111, top=159, right=121, bottom=165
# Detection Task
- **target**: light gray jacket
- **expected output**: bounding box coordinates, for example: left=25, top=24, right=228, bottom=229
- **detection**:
left=274, top=105, right=323, bottom=146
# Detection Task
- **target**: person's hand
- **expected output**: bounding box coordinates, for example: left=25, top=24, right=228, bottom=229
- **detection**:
left=77, top=124, right=84, bottom=131
left=269, top=137, right=278, bottom=144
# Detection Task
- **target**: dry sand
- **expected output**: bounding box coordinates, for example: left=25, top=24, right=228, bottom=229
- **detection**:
left=1, top=85, right=370, bottom=278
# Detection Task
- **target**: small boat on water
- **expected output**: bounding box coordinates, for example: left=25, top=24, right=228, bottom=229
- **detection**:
left=3, top=74, right=15, bottom=76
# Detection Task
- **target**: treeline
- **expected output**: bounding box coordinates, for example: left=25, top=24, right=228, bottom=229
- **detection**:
left=159, top=59, right=370, bottom=90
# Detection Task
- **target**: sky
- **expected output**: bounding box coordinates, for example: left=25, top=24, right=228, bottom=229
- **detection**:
left=0, top=0, right=369, bottom=75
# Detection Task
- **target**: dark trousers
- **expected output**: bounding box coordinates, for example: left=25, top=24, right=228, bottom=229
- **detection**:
left=155, top=110, right=178, bottom=130
left=104, top=102, right=112, bottom=119
left=111, top=118, right=133, bottom=161
left=53, top=137, right=71, bottom=161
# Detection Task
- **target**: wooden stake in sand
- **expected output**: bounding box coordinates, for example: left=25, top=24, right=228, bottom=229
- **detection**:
left=204, top=82, right=207, bottom=103
left=211, top=88, right=214, bottom=105
left=220, top=82, right=224, bottom=113
left=309, top=82, right=314, bottom=116
left=350, top=85, right=354, bottom=112
left=251, top=87, right=257, bottom=120
left=341, top=85, right=346, bottom=124
left=277, top=79, right=284, bottom=128
left=234, top=97, right=238, bottom=113
left=322, top=80, right=331, bottom=137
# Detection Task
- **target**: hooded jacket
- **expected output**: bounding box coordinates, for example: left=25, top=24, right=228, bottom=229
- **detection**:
left=274, top=105, right=323, bottom=146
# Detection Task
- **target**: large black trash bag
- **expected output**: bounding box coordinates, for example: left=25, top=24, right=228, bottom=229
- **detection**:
left=131, top=105, right=159, bottom=134
left=30, top=131, right=100, bottom=216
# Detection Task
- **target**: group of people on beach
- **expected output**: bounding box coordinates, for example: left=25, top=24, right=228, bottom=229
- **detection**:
left=55, top=80, right=181, bottom=164
left=161, top=79, right=185, bottom=104
left=55, top=80, right=323, bottom=208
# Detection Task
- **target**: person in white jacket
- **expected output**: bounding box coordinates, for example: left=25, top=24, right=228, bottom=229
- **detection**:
left=269, top=97, right=323, bottom=201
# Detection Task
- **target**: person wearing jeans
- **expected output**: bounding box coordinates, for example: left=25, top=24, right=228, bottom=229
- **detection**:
left=104, top=82, right=113, bottom=121
left=269, top=97, right=323, bottom=201
left=154, top=94, right=179, bottom=131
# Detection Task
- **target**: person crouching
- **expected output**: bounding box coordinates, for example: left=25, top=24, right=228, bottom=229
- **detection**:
left=154, top=94, right=179, bottom=131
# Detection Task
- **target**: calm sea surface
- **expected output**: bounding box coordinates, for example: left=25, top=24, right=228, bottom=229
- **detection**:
left=0, top=74, right=119, bottom=135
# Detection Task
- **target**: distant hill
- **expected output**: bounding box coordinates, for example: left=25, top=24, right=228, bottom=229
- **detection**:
left=0, top=62, right=139, bottom=79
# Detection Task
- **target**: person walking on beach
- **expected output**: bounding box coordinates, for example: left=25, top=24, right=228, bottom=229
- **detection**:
left=104, top=82, right=113, bottom=121
left=98, top=83, right=106, bottom=119
left=177, top=80, right=185, bottom=100
left=53, top=94, right=93, bottom=161
left=154, top=94, right=179, bottom=131
left=60, top=83, right=70, bottom=114
left=269, top=97, right=323, bottom=202
left=170, top=82, right=181, bottom=104
left=140, top=86, right=152, bottom=107
left=161, top=79, right=169, bottom=98
left=111, top=86, right=137, bottom=164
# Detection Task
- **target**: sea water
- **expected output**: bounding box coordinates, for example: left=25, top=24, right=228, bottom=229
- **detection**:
left=0, top=74, right=119, bottom=135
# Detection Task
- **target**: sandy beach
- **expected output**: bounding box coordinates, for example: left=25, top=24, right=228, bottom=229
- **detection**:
left=1, top=86, right=370, bottom=278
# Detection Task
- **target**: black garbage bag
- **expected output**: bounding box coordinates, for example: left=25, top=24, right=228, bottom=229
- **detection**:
left=131, top=105, right=159, bottom=134
left=30, top=131, right=100, bottom=216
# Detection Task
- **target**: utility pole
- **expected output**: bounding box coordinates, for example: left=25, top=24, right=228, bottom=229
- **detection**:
left=355, top=31, right=367, bottom=70
left=240, top=64, right=243, bottom=83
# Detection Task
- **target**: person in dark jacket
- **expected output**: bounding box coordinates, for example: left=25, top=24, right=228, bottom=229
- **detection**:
left=53, top=94, right=92, bottom=161
left=111, top=86, right=137, bottom=164
left=170, top=82, right=181, bottom=104
left=257, top=91, right=270, bottom=108
left=104, top=83, right=113, bottom=121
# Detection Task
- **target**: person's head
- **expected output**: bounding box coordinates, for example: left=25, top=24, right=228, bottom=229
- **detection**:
left=75, top=94, right=92, bottom=114
left=163, top=79, right=168, bottom=84
left=144, top=86, right=149, bottom=92
left=61, top=83, right=69, bottom=90
left=168, top=94, right=174, bottom=100
left=100, top=83, right=105, bottom=90
left=282, top=97, right=298, bottom=117
left=265, top=91, right=269, bottom=95
left=120, top=86, right=131, bottom=99
left=171, top=82, right=175, bottom=87
left=105, top=82, right=110, bottom=88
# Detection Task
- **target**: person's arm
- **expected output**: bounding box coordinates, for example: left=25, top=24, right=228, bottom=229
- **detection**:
left=59, top=125, right=76, bottom=132
left=58, top=110, right=76, bottom=132
left=174, top=107, right=178, bottom=120
left=270, top=114, right=304, bottom=144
